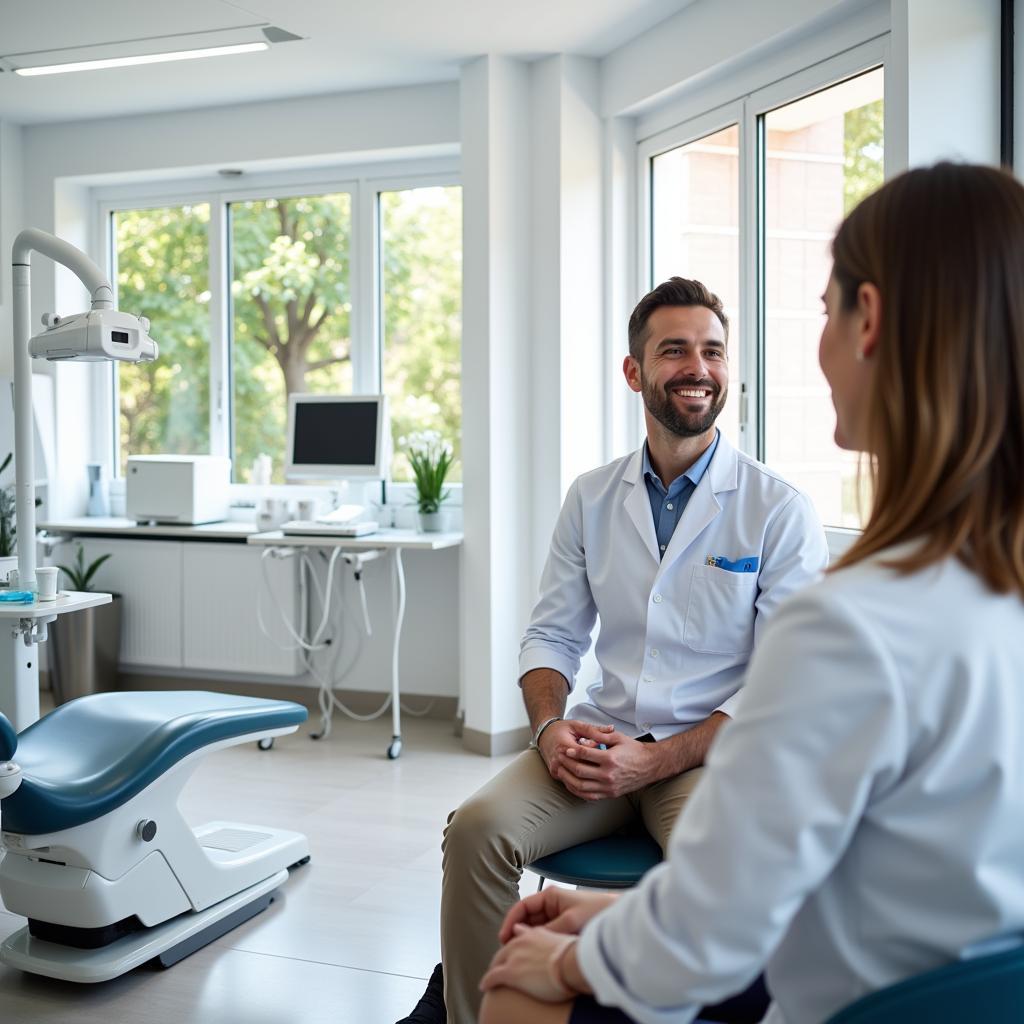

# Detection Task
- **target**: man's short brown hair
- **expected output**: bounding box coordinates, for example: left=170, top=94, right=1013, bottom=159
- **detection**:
left=627, top=277, right=729, bottom=363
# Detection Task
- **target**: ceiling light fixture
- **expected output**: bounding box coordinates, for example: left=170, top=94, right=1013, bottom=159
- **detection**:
left=14, top=41, right=268, bottom=77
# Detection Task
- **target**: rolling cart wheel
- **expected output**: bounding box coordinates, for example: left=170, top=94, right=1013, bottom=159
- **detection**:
left=257, top=737, right=275, bottom=751
left=386, top=736, right=403, bottom=760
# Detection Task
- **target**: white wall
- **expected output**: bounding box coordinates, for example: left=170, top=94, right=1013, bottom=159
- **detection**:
left=601, top=0, right=883, bottom=118
left=18, top=82, right=464, bottom=703
left=7, top=0, right=1013, bottom=745
left=888, top=0, right=1001, bottom=170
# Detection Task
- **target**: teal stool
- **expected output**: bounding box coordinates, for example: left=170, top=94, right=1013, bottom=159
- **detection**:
left=528, top=831, right=662, bottom=891
left=826, top=941, right=1024, bottom=1023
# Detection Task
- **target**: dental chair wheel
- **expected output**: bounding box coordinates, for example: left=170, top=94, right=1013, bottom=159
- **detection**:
left=386, top=736, right=402, bottom=760
left=257, top=737, right=274, bottom=751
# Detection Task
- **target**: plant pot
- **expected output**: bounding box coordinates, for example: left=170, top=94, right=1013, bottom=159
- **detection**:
left=418, top=510, right=449, bottom=533
left=48, top=594, right=123, bottom=705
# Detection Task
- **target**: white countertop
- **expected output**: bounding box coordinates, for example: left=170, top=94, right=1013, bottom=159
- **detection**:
left=0, top=589, right=112, bottom=619
left=248, top=528, right=463, bottom=551
left=40, top=517, right=258, bottom=540
left=40, top=519, right=464, bottom=549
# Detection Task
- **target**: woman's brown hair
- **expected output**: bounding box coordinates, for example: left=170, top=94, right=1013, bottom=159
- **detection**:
left=831, top=162, right=1024, bottom=597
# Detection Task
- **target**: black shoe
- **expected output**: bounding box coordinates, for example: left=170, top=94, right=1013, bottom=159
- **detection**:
left=396, top=962, right=446, bottom=1024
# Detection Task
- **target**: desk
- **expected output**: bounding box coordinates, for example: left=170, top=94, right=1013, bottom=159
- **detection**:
left=40, top=517, right=257, bottom=542
left=248, top=529, right=463, bottom=758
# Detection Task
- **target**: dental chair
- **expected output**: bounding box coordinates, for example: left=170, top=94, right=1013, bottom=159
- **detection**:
left=0, top=691, right=310, bottom=983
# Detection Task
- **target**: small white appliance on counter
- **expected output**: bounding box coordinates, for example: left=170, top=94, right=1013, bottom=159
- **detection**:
left=126, top=455, right=231, bottom=524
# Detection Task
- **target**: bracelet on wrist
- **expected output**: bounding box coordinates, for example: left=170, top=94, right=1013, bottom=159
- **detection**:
left=530, top=715, right=563, bottom=749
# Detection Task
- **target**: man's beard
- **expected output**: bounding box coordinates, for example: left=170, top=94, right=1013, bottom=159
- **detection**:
left=641, top=370, right=727, bottom=438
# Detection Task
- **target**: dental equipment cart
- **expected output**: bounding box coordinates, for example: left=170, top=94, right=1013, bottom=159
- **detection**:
left=0, top=690, right=309, bottom=983
left=249, top=528, right=463, bottom=760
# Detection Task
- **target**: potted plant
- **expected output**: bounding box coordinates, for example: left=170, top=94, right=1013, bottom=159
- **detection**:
left=403, top=430, right=455, bottom=532
left=48, top=544, right=121, bottom=706
left=0, top=451, right=41, bottom=584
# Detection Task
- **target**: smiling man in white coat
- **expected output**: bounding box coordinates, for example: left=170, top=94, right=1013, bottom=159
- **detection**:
left=397, top=277, right=827, bottom=1024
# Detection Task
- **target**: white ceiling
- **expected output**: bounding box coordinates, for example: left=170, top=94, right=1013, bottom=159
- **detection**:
left=0, top=0, right=692, bottom=125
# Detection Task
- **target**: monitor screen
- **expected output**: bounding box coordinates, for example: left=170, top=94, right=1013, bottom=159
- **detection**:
left=286, top=394, right=387, bottom=479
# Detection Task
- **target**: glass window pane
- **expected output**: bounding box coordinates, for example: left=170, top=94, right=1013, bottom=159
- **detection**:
left=114, top=203, right=210, bottom=472
left=230, top=193, right=352, bottom=483
left=651, top=124, right=740, bottom=446
left=380, top=185, right=462, bottom=483
left=762, top=68, right=884, bottom=528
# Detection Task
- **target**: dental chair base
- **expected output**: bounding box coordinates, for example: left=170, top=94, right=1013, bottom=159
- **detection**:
left=2, top=866, right=288, bottom=983
left=0, top=691, right=310, bottom=983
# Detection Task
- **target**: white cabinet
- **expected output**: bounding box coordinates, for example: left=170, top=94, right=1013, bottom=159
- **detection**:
left=182, top=543, right=299, bottom=676
left=55, top=537, right=183, bottom=668
left=51, top=538, right=300, bottom=677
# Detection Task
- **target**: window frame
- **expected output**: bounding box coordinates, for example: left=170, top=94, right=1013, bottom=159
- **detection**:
left=636, top=36, right=889, bottom=557
left=637, top=100, right=751, bottom=457
left=94, top=156, right=461, bottom=505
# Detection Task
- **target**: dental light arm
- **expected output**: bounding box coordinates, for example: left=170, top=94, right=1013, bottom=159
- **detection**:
left=11, top=229, right=159, bottom=591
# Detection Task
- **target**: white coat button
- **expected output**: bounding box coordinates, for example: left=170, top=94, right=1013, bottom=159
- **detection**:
left=643, top=676, right=653, bottom=683
left=666, top=502, right=674, bottom=510
left=653, top=594, right=662, bottom=604
left=650, top=648, right=659, bottom=658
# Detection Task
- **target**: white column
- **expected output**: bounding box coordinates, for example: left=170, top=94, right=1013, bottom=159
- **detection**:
left=604, top=115, right=639, bottom=463
left=529, top=56, right=606, bottom=579
left=460, top=56, right=535, bottom=751
left=460, top=56, right=609, bottom=752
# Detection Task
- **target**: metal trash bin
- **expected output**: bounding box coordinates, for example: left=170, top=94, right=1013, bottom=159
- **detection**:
left=48, top=596, right=122, bottom=705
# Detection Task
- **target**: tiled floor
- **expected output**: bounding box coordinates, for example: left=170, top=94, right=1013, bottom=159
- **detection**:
left=0, top=712, right=522, bottom=1023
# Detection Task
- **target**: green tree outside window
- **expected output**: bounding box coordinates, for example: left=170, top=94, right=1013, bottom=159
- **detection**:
left=114, top=185, right=462, bottom=486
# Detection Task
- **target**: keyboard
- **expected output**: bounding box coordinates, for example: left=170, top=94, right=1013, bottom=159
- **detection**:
left=280, top=520, right=378, bottom=537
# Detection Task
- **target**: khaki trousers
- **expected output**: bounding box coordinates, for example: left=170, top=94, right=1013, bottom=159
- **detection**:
left=439, top=749, right=704, bottom=1024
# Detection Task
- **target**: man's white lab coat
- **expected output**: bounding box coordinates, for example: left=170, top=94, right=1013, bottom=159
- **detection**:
left=519, top=432, right=828, bottom=736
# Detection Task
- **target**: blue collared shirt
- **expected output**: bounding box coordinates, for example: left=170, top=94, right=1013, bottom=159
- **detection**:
left=642, top=432, right=720, bottom=560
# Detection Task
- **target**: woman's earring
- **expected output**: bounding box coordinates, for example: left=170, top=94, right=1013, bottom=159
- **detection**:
left=855, top=350, right=866, bottom=363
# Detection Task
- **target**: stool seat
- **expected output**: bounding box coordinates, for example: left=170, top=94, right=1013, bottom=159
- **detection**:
left=529, top=832, right=663, bottom=889
left=1, top=691, right=306, bottom=836
left=826, top=940, right=1024, bottom=1023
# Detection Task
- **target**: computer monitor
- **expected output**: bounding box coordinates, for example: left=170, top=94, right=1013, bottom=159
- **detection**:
left=285, top=393, right=388, bottom=481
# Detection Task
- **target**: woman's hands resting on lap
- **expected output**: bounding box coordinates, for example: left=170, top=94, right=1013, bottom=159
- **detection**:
left=479, top=889, right=619, bottom=1000
left=498, top=888, right=618, bottom=943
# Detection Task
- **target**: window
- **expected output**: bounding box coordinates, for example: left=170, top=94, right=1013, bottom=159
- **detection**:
left=650, top=124, right=741, bottom=445
left=106, top=169, right=462, bottom=489
left=379, top=186, right=462, bottom=482
left=762, top=69, right=883, bottom=528
left=641, top=46, right=884, bottom=532
left=229, top=193, right=353, bottom=483
left=113, top=203, right=211, bottom=472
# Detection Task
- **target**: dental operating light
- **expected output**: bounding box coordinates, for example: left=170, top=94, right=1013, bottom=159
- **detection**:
left=2, top=229, right=159, bottom=729
left=12, top=229, right=159, bottom=591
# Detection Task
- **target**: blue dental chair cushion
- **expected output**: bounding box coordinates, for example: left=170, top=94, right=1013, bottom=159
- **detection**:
left=0, top=712, right=16, bottom=761
left=0, top=691, right=306, bottom=835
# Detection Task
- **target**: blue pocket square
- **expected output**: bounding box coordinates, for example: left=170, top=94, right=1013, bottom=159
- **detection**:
left=706, top=554, right=759, bottom=573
